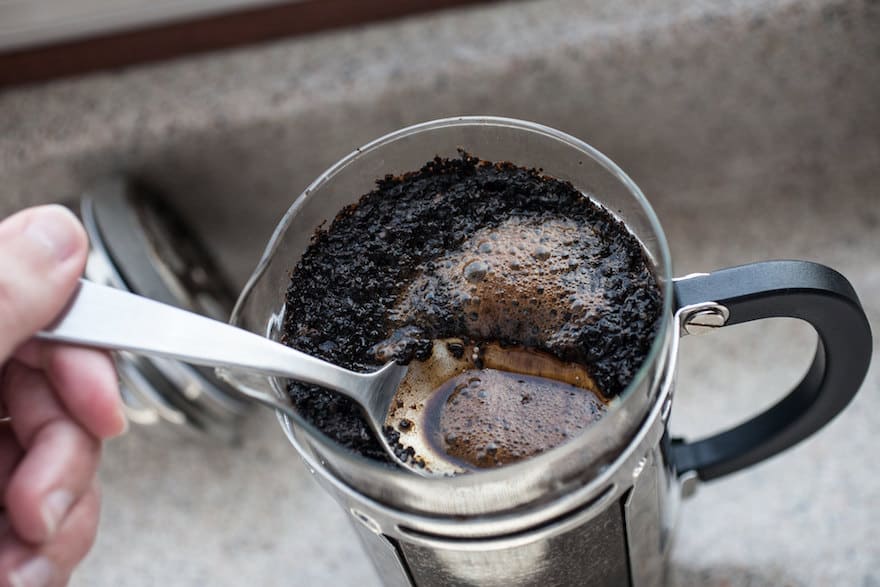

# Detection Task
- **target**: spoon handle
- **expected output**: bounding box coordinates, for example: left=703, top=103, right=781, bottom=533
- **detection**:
left=37, top=279, right=367, bottom=396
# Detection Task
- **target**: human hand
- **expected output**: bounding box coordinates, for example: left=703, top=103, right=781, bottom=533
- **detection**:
left=0, top=206, right=126, bottom=587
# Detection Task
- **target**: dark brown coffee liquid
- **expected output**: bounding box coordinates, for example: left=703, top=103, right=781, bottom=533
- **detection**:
left=424, top=369, right=606, bottom=469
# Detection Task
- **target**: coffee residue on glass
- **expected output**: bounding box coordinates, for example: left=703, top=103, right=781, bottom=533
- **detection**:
left=282, top=153, right=662, bottom=465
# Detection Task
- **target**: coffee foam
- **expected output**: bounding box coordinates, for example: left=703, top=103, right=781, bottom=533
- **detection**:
left=390, top=215, right=608, bottom=353
left=426, top=369, right=606, bottom=469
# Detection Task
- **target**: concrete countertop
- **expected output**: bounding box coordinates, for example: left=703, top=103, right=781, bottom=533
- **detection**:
left=0, top=0, right=877, bottom=585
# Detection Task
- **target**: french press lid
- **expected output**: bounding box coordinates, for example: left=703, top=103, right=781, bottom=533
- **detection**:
left=80, top=178, right=250, bottom=439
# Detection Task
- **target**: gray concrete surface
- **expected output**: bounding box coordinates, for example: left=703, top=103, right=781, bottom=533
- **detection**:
left=0, top=0, right=878, bottom=585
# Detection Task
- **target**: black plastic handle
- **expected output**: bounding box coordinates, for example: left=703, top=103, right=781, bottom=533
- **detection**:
left=670, top=260, right=872, bottom=481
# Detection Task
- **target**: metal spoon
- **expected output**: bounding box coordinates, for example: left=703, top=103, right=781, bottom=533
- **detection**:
left=36, top=279, right=419, bottom=473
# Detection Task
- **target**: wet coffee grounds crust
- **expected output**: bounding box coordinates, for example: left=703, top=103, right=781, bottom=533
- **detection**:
left=282, top=153, right=662, bottom=462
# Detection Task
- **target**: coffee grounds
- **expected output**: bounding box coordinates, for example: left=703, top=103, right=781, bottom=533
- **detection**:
left=282, top=153, right=662, bottom=462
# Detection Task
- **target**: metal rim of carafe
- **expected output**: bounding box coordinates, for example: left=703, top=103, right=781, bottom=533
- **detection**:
left=224, top=116, right=675, bottom=518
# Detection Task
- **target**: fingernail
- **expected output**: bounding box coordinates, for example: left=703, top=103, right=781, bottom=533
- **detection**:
left=9, top=556, right=54, bottom=587
left=23, top=205, right=81, bottom=262
left=41, top=489, right=74, bottom=536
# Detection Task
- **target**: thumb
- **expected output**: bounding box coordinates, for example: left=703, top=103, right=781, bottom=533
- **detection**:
left=0, top=205, right=88, bottom=360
